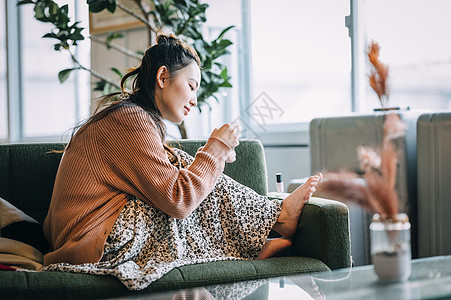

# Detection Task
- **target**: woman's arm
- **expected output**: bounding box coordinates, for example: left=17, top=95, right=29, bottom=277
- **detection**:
left=93, top=106, right=232, bottom=219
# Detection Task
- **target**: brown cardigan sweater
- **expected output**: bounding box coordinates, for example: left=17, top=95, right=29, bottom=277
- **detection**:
left=43, top=105, right=230, bottom=265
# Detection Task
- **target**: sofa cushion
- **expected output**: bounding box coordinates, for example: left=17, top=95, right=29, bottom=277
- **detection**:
left=0, top=256, right=329, bottom=299
left=0, top=197, right=49, bottom=254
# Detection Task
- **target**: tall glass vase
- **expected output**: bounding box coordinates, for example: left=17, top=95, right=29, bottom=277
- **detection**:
left=370, top=213, right=411, bottom=281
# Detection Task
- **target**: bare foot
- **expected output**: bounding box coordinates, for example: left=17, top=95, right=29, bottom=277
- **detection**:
left=257, top=238, right=293, bottom=259
left=272, top=174, right=322, bottom=238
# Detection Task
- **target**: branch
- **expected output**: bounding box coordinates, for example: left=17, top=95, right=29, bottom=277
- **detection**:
left=177, top=14, right=194, bottom=36
left=89, top=35, right=142, bottom=60
left=116, top=2, right=157, bottom=34
left=133, top=0, right=154, bottom=44
left=69, top=51, right=121, bottom=90
left=133, top=0, right=150, bottom=20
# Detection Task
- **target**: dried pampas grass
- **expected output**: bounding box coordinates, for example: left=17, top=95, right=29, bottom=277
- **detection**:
left=315, top=41, right=406, bottom=218
left=368, top=41, right=390, bottom=107
left=317, top=170, right=382, bottom=214
left=384, top=112, right=408, bottom=141
left=316, top=113, right=406, bottom=219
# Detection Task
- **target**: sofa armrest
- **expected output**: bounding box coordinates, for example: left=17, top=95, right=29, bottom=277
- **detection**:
left=293, top=197, right=351, bottom=270
left=267, top=194, right=351, bottom=270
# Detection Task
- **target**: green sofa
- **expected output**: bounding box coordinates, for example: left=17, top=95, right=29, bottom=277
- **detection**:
left=0, top=140, right=351, bottom=299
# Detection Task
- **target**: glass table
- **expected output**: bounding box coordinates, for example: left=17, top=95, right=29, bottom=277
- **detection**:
left=112, top=255, right=451, bottom=299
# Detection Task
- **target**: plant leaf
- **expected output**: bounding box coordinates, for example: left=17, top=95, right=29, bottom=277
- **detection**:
left=17, top=0, right=35, bottom=5
left=219, top=67, right=228, bottom=80
left=58, top=68, right=75, bottom=83
left=110, top=67, right=122, bottom=78
left=87, top=0, right=116, bottom=13
left=220, top=81, right=232, bottom=88
left=216, top=25, right=234, bottom=40
left=33, top=3, right=45, bottom=20
left=105, top=32, right=124, bottom=44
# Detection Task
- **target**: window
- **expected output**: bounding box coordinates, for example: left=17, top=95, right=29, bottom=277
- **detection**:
left=4, top=1, right=450, bottom=141
left=363, top=0, right=451, bottom=112
left=2, top=1, right=90, bottom=143
left=0, top=3, right=7, bottom=141
left=20, top=1, right=77, bottom=138
left=249, top=0, right=351, bottom=126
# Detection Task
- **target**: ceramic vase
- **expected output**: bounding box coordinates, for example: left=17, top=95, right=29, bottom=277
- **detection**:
left=370, top=213, right=411, bottom=281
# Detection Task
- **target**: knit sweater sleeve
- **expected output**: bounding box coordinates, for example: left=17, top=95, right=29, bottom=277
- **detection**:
left=91, top=106, right=229, bottom=219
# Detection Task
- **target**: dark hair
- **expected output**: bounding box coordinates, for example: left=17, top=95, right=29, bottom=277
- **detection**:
left=70, top=34, right=200, bottom=146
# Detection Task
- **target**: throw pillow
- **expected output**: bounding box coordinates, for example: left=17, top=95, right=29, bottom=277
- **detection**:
left=0, top=237, right=43, bottom=270
left=0, top=197, right=50, bottom=254
left=0, top=196, right=38, bottom=229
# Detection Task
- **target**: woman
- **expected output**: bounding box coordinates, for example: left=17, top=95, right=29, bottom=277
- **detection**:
left=43, top=34, right=321, bottom=290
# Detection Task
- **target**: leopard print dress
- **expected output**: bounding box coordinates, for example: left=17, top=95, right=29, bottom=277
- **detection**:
left=43, top=148, right=282, bottom=291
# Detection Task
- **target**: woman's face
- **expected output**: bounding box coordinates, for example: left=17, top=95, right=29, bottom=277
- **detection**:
left=156, top=62, right=201, bottom=123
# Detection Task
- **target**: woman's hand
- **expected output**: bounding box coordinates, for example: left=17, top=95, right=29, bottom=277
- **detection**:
left=203, top=121, right=241, bottom=163
left=210, top=121, right=241, bottom=150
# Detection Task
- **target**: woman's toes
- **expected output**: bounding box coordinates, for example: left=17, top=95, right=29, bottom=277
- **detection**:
left=313, top=174, right=322, bottom=181
left=304, top=186, right=317, bottom=200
